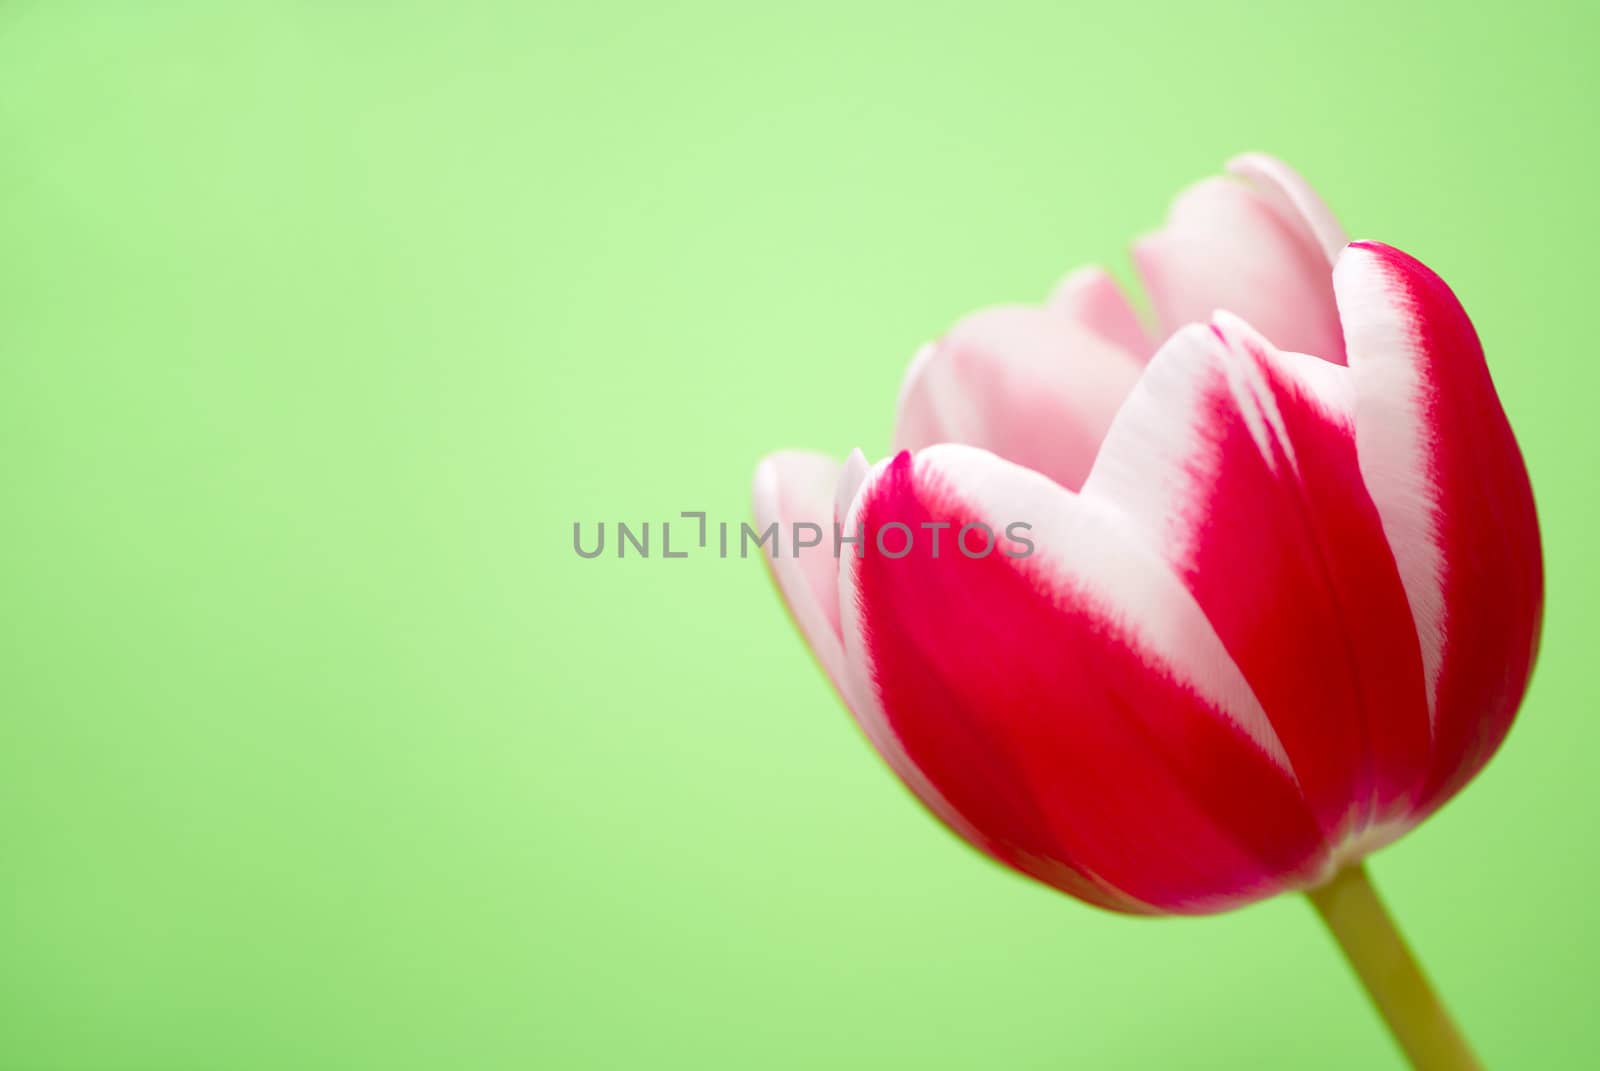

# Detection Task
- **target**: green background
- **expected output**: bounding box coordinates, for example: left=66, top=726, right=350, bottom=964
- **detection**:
left=2, top=3, right=1595, bottom=1068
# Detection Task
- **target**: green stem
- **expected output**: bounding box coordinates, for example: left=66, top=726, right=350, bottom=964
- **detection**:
left=1306, top=863, right=1483, bottom=1071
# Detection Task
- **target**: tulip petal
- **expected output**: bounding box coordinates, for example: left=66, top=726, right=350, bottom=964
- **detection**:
left=891, top=306, right=1144, bottom=491
left=1133, top=162, right=1348, bottom=364
left=838, top=446, right=1325, bottom=913
left=1334, top=241, right=1543, bottom=813
left=1227, top=152, right=1348, bottom=263
left=752, top=451, right=848, bottom=690
left=756, top=449, right=992, bottom=864
left=1048, top=265, right=1155, bottom=358
left=1081, top=316, right=1432, bottom=845
left=833, top=447, right=869, bottom=529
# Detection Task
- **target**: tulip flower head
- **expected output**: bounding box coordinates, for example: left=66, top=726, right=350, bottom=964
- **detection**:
left=753, top=154, right=1542, bottom=919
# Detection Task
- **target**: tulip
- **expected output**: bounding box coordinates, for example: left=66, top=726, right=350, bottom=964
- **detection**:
left=752, top=155, right=1541, bottom=1070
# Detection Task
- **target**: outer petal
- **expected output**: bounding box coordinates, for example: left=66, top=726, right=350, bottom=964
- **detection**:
left=891, top=306, right=1144, bottom=491
left=1334, top=241, right=1543, bottom=813
left=1133, top=158, right=1348, bottom=365
left=752, top=451, right=848, bottom=690
left=1081, top=315, right=1432, bottom=850
left=838, top=446, right=1325, bottom=913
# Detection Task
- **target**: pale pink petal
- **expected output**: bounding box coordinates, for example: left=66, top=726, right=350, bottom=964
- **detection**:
left=1227, top=153, right=1348, bottom=263
left=833, top=447, right=869, bottom=528
left=1048, top=265, right=1155, bottom=358
left=1133, top=173, right=1347, bottom=364
left=891, top=306, right=1144, bottom=491
left=752, top=451, right=848, bottom=690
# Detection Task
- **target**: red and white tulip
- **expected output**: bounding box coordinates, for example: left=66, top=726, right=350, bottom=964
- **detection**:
left=753, top=155, right=1542, bottom=918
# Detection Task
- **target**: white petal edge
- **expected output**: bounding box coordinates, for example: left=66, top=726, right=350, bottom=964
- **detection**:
left=1332, top=244, right=1447, bottom=722
left=752, top=451, right=848, bottom=690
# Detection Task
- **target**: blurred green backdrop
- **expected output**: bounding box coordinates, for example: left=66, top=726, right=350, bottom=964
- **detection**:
left=2, top=3, right=1596, bottom=1068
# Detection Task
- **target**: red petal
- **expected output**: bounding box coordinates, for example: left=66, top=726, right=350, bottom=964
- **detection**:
left=841, top=448, right=1324, bottom=913
left=1335, top=241, right=1544, bottom=813
left=1083, top=316, right=1432, bottom=844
